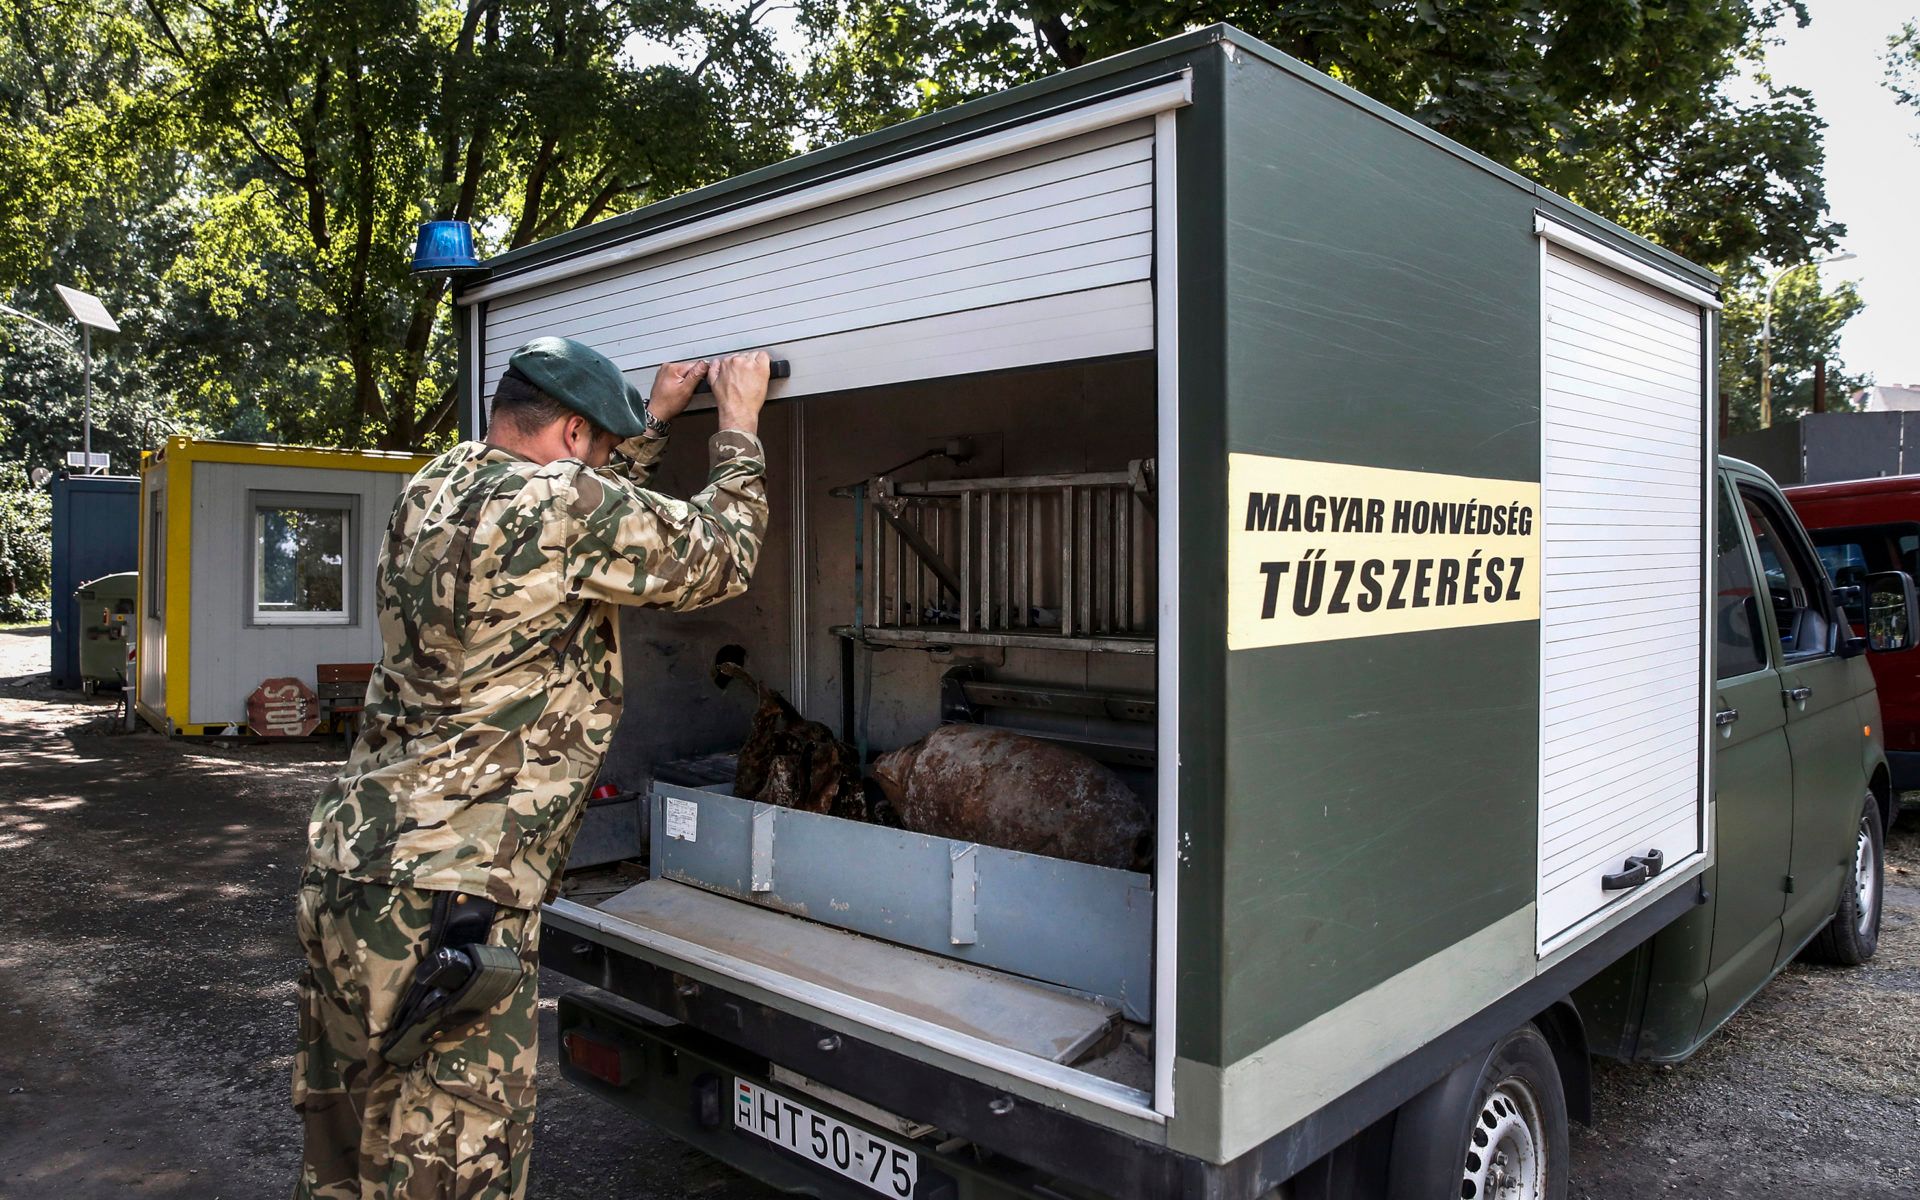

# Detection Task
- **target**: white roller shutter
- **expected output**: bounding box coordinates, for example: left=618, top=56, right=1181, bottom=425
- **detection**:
left=475, top=118, right=1161, bottom=409
left=1537, top=234, right=1709, bottom=949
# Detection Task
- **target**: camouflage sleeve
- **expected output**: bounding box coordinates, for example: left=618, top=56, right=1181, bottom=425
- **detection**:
left=563, top=430, right=768, bottom=611
left=602, top=431, right=671, bottom=488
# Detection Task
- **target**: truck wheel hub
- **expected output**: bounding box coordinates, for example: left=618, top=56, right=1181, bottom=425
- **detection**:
left=1462, top=1081, right=1545, bottom=1199
left=1854, top=816, right=1878, bottom=936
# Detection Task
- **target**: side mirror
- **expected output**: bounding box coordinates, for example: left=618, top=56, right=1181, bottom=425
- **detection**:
left=1865, top=570, right=1918, bottom=652
left=1832, top=583, right=1867, bottom=624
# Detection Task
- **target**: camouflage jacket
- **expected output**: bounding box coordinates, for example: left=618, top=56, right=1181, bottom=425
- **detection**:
left=304, top=429, right=768, bottom=908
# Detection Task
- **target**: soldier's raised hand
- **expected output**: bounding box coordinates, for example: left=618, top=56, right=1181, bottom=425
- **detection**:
left=711, top=351, right=771, bottom=437
left=648, top=359, right=709, bottom=424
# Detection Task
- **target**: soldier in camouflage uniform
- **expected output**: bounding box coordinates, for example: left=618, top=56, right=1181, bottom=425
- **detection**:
left=293, top=337, right=772, bottom=1199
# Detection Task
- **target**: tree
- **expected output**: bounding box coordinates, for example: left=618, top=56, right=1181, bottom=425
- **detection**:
left=1890, top=20, right=1919, bottom=124
left=799, top=1, right=1858, bottom=425
left=0, top=0, right=214, bottom=476
left=0, top=459, right=53, bottom=622
left=1718, top=266, right=1865, bottom=436
left=802, top=2, right=1832, bottom=261
left=140, top=0, right=808, bottom=449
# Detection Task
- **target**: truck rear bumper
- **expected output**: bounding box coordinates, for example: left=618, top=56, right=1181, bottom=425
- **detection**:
left=540, top=918, right=1193, bottom=1200
left=557, top=991, right=1071, bottom=1200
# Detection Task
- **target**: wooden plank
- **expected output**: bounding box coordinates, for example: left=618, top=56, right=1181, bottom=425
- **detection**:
left=597, top=879, right=1121, bottom=1064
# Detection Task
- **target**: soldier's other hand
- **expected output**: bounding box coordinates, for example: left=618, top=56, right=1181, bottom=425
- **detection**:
left=711, top=351, right=771, bottom=437
left=648, top=359, right=709, bottom=424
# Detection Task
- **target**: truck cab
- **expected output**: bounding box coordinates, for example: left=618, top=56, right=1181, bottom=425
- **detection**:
left=1575, top=458, right=1901, bottom=1064
left=1784, top=473, right=1920, bottom=793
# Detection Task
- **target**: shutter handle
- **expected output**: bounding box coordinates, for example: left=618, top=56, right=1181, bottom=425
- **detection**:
left=1602, top=849, right=1666, bottom=892
left=692, top=358, right=790, bottom=394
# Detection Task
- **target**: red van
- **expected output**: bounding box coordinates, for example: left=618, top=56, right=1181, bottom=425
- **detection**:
left=1787, top=475, right=1920, bottom=791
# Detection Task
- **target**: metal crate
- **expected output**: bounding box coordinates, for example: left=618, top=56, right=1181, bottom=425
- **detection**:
left=837, top=462, right=1157, bottom=655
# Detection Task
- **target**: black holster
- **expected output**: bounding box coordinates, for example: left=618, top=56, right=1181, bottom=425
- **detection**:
left=380, top=892, right=524, bottom=1067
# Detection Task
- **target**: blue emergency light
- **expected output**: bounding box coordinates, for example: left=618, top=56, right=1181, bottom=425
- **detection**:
left=410, top=220, right=483, bottom=275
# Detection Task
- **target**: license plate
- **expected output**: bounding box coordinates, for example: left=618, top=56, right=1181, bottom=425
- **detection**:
left=733, top=1078, right=919, bottom=1198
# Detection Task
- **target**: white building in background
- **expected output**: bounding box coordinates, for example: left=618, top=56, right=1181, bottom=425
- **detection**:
left=1853, top=383, right=1920, bottom=411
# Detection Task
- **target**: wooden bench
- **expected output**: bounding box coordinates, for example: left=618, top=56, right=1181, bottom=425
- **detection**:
left=316, top=662, right=375, bottom=746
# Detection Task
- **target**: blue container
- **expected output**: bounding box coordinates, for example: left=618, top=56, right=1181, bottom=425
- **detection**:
left=410, top=220, right=482, bottom=274
left=49, top=473, right=139, bottom=690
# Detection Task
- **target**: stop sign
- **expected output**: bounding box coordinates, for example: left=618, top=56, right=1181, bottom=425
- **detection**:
left=248, top=677, right=320, bottom=737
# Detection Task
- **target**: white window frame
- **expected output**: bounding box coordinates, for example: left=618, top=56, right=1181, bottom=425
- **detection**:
left=147, top=493, right=165, bottom=620
left=249, top=491, right=356, bottom=627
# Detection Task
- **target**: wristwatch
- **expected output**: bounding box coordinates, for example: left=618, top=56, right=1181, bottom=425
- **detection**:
left=639, top=401, right=671, bottom=438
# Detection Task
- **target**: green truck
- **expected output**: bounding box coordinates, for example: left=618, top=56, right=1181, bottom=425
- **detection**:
left=449, top=25, right=1911, bottom=1200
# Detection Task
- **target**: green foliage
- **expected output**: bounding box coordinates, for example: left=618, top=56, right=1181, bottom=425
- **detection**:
left=1718, top=266, right=1866, bottom=435
left=1890, top=21, right=1920, bottom=118
left=801, top=2, right=1834, bottom=268
left=799, top=1, right=1861, bottom=428
left=0, top=461, right=52, bottom=620
left=0, top=0, right=1876, bottom=463
left=0, top=0, right=219, bottom=474
left=0, top=0, right=811, bottom=457
left=141, top=0, right=808, bottom=449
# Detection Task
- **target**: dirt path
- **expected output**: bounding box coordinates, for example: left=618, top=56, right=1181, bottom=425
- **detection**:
left=0, top=628, right=773, bottom=1199
left=1568, top=820, right=1920, bottom=1197
left=1, top=625, right=1915, bottom=1198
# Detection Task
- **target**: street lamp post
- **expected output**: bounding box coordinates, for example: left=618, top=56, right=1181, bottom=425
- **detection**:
left=1760, top=251, right=1857, bottom=429
left=55, top=286, right=120, bottom=471
left=0, top=288, right=119, bottom=473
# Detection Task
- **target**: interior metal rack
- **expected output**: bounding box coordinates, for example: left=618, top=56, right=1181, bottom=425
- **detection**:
left=831, top=460, right=1157, bottom=655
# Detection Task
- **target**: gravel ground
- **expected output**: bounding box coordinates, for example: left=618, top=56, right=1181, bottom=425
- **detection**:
left=0, top=625, right=1914, bottom=1198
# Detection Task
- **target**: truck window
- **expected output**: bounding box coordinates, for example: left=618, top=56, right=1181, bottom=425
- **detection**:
left=1716, top=479, right=1769, bottom=679
left=1740, top=488, right=1835, bottom=660
left=1814, top=541, right=1869, bottom=591
left=1807, top=522, right=1920, bottom=624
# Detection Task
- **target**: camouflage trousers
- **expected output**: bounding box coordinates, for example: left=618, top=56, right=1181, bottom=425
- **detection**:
left=293, top=870, right=541, bottom=1200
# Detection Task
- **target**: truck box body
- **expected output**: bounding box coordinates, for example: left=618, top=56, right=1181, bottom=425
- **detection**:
left=461, top=25, right=1722, bottom=1193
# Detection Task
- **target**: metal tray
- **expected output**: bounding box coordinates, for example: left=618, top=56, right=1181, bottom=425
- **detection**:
left=649, top=781, right=1153, bottom=1021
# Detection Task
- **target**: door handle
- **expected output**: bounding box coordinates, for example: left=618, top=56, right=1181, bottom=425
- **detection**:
left=1602, top=849, right=1666, bottom=892
left=1785, top=686, right=1813, bottom=704
left=1714, top=708, right=1739, bottom=727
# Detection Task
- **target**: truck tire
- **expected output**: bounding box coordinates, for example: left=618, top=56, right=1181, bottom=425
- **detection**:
left=1803, top=792, right=1883, bottom=966
left=1386, top=1024, right=1568, bottom=1200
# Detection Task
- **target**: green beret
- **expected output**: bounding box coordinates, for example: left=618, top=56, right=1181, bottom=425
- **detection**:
left=506, top=336, right=649, bottom=438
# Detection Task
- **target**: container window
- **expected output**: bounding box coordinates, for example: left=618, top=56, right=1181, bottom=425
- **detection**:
left=147, top=497, right=164, bottom=619
left=251, top=494, right=353, bottom=626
